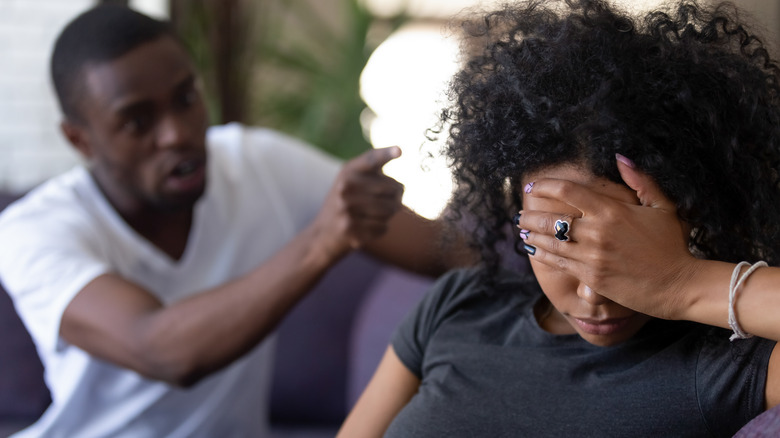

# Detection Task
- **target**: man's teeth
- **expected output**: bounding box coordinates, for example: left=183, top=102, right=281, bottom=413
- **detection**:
left=174, top=162, right=196, bottom=176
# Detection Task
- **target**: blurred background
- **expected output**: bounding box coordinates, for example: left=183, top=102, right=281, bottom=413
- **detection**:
left=0, top=0, right=778, bottom=219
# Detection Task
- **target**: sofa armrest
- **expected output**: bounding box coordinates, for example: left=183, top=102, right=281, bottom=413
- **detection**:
left=734, top=404, right=780, bottom=437
left=346, top=267, right=432, bottom=408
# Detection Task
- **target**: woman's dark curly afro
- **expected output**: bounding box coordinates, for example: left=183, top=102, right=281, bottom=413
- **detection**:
left=440, top=0, right=780, bottom=278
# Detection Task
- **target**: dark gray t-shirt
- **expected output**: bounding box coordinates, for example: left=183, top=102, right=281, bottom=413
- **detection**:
left=389, top=268, right=775, bottom=437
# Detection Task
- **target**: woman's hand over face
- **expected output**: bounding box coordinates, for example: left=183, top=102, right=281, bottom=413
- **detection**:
left=517, top=156, right=702, bottom=320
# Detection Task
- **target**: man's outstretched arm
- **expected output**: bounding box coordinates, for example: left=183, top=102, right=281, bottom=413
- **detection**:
left=61, top=146, right=447, bottom=387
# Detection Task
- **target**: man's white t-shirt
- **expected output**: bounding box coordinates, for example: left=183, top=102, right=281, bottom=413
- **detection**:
left=0, top=124, right=341, bottom=437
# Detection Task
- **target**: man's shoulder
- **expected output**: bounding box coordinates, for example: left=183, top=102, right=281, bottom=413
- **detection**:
left=206, top=123, right=302, bottom=153
left=206, top=123, right=340, bottom=166
left=204, top=124, right=341, bottom=201
left=0, top=167, right=95, bottom=233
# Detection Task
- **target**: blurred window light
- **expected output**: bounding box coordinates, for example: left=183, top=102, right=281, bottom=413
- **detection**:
left=361, top=23, right=460, bottom=219
left=130, top=0, right=169, bottom=19
left=361, top=0, right=669, bottom=18
left=359, top=0, right=676, bottom=220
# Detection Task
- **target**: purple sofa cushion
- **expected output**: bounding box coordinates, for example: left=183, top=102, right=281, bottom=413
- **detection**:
left=0, top=193, right=51, bottom=422
left=734, top=405, right=780, bottom=437
left=269, top=251, right=383, bottom=426
left=346, top=267, right=432, bottom=408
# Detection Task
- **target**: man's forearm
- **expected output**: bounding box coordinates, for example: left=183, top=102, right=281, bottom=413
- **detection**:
left=136, top=222, right=345, bottom=386
left=363, top=207, right=477, bottom=277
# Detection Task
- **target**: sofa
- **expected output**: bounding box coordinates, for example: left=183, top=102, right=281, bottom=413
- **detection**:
left=1, top=191, right=779, bottom=437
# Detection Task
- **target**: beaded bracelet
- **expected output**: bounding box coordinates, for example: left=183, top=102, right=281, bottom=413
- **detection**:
left=728, top=260, right=767, bottom=341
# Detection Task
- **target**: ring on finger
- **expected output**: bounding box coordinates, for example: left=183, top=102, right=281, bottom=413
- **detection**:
left=554, top=218, right=572, bottom=242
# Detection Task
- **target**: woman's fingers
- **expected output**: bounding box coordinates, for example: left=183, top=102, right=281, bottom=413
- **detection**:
left=615, top=154, right=675, bottom=211
left=517, top=210, right=581, bottom=243
left=518, top=213, right=603, bottom=278
left=524, top=177, right=629, bottom=215
left=520, top=234, right=583, bottom=272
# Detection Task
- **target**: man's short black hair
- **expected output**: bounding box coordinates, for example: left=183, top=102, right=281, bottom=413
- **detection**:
left=50, top=5, right=175, bottom=122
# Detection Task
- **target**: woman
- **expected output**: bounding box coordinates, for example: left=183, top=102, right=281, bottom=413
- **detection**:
left=338, top=0, right=780, bottom=436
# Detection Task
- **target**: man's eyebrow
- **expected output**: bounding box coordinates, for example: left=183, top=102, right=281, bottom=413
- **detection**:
left=173, top=74, right=196, bottom=92
left=111, top=73, right=196, bottom=115
left=116, top=99, right=155, bottom=117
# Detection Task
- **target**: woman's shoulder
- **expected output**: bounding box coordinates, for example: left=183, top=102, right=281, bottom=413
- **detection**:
left=392, top=266, right=542, bottom=363
left=422, top=266, right=540, bottom=311
left=431, top=265, right=534, bottom=290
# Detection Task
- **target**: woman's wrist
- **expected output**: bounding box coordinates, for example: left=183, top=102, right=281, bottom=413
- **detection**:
left=675, top=259, right=734, bottom=329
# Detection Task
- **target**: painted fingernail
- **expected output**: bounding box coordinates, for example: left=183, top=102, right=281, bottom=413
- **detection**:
left=615, top=154, right=636, bottom=168
left=524, top=182, right=535, bottom=194
left=523, top=243, right=536, bottom=255
left=513, top=213, right=521, bottom=226
left=519, top=232, right=529, bottom=241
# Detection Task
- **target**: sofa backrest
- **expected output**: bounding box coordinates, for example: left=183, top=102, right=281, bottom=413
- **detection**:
left=0, top=193, right=52, bottom=426
left=269, top=251, right=384, bottom=425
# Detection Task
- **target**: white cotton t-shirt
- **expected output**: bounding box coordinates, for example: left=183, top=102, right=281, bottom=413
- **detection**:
left=0, top=123, right=341, bottom=438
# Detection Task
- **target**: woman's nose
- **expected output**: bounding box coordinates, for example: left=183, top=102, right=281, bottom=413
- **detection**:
left=577, top=284, right=609, bottom=305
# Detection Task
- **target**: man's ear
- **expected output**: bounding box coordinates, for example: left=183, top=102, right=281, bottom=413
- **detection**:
left=60, top=120, right=92, bottom=159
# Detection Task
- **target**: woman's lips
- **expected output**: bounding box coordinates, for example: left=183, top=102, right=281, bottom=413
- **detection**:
left=571, top=315, right=633, bottom=335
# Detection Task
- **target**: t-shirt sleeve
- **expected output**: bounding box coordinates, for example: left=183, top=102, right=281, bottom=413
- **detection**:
left=238, top=126, right=342, bottom=233
left=696, top=328, right=776, bottom=434
left=0, top=202, right=111, bottom=355
left=391, top=269, right=480, bottom=379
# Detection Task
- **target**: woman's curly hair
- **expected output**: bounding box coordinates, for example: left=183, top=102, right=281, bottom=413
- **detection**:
left=441, top=0, right=780, bottom=278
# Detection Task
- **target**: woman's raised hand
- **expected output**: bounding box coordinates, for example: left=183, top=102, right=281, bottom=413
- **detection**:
left=516, top=155, right=702, bottom=320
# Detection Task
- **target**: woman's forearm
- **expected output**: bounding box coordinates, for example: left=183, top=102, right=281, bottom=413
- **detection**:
left=681, top=260, right=780, bottom=342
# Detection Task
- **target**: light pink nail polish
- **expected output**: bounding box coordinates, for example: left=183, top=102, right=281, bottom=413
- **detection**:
left=615, top=154, right=636, bottom=168
left=524, top=182, right=535, bottom=194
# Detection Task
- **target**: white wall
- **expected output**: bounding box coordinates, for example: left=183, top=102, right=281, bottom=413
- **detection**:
left=0, top=0, right=168, bottom=193
left=736, top=0, right=780, bottom=58
left=0, top=0, right=96, bottom=192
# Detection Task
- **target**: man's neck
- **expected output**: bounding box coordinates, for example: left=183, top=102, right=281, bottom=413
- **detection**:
left=124, top=208, right=194, bottom=261
left=90, top=171, right=195, bottom=260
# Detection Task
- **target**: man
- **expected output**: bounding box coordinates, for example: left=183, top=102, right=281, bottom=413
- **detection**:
left=0, top=5, right=467, bottom=437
